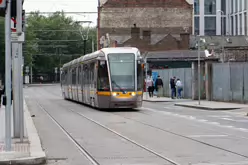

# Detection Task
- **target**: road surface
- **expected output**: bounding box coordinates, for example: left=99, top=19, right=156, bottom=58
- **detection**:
left=24, top=85, right=248, bottom=165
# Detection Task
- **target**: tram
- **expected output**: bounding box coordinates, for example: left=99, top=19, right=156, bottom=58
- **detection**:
left=61, top=47, right=144, bottom=109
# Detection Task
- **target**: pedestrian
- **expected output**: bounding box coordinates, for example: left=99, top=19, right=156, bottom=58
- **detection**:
left=1, top=85, right=13, bottom=106
left=170, top=77, right=176, bottom=99
left=0, top=86, right=3, bottom=108
left=40, top=76, right=43, bottom=84
left=176, top=78, right=183, bottom=99
left=155, top=75, right=163, bottom=98
left=146, top=76, right=154, bottom=98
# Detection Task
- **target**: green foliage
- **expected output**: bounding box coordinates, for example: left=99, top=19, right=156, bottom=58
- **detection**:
left=25, top=11, right=97, bottom=80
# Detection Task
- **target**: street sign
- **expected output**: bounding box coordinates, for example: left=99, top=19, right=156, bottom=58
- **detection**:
left=11, top=32, right=25, bottom=43
left=25, top=66, right=29, bottom=73
left=0, top=0, right=6, bottom=8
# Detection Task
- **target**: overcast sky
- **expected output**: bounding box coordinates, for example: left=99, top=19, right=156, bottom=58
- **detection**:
left=23, top=0, right=98, bottom=26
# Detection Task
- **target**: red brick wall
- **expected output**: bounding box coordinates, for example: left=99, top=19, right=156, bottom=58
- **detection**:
left=98, top=0, right=193, bottom=52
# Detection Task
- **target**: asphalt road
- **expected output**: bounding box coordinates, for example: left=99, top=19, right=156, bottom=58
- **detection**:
left=24, top=85, right=248, bottom=165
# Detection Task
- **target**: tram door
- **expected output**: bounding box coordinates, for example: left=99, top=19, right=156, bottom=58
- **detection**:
left=89, top=62, right=96, bottom=106
left=68, top=68, right=73, bottom=99
left=84, top=64, right=90, bottom=104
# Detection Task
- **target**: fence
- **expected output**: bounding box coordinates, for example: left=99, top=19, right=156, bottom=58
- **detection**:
left=212, top=63, right=248, bottom=103
left=152, top=68, right=192, bottom=98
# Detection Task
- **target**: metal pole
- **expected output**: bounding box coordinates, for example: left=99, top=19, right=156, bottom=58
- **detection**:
left=198, top=36, right=201, bottom=105
left=17, top=0, right=24, bottom=142
left=92, top=39, right=94, bottom=52
left=5, top=0, right=12, bottom=151
left=84, top=39, right=86, bottom=55
left=222, top=13, right=225, bottom=63
left=30, top=57, right=33, bottom=84
left=145, top=57, right=148, bottom=99
left=19, top=44, right=24, bottom=142
left=12, top=43, right=20, bottom=138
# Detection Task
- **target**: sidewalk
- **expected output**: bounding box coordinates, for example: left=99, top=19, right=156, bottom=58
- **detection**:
left=0, top=101, right=46, bottom=164
left=175, top=100, right=248, bottom=110
left=143, top=93, right=190, bottom=102
left=142, top=93, right=248, bottom=111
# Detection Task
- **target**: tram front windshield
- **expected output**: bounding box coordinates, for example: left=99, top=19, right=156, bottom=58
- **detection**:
left=108, top=53, right=135, bottom=92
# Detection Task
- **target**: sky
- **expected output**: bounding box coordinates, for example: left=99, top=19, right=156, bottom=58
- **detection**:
left=23, top=0, right=99, bottom=27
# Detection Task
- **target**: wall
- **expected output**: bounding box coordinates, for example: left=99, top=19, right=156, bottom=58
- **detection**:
left=152, top=68, right=192, bottom=98
left=212, top=63, right=248, bottom=103
left=98, top=0, right=192, bottom=51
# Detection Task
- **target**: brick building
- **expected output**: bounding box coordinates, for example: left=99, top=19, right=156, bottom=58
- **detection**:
left=98, top=0, right=193, bottom=52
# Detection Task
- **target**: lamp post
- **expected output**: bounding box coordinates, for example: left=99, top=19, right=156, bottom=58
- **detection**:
left=197, top=36, right=206, bottom=105
left=217, top=10, right=225, bottom=62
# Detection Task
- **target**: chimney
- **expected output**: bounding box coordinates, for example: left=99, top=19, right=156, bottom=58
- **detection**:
left=143, top=30, right=151, bottom=44
left=180, top=33, right=190, bottom=49
left=131, top=24, right=140, bottom=39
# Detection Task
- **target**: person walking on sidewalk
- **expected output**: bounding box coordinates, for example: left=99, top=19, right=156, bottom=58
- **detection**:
left=170, top=77, right=176, bottom=99
left=155, top=75, right=163, bottom=98
left=146, top=76, right=154, bottom=98
left=176, top=78, right=183, bottom=99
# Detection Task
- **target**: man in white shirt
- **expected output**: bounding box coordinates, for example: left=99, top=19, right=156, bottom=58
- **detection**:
left=146, top=76, right=154, bottom=97
left=176, top=78, right=183, bottom=99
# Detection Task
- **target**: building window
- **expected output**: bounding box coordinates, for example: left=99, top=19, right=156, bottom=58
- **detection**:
left=194, top=16, right=199, bottom=35
left=205, top=17, right=216, bottom=35
left=231, top=16, right=234, bottom=35
left=240, top=14, right=242, bottom=35
left=194, top=0, right=200, bottom=15
left=231, top=0, right=234, bottom=13
left=221, top=17, right=226, bottom=35
left=235, top=15, right=238, bottom=35
left=221, top=0, right=226, bottom=14
left=205, top=0, right=216, bottom=15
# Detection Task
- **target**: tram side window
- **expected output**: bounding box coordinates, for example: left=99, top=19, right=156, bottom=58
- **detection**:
left=78, top=65, right=81, bottom=85
left=97, top=61, right=110, bottom=91
left=137, top=61, right=143, bottom=91
left=83, top=64, right=89, bottom=85
left=72, top=68, right=76, bottom=85
left=90, top=62, right=95, bottom=87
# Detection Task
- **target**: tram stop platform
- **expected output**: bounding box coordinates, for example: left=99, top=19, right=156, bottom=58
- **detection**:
left=0, top=101, right=46, bottom=165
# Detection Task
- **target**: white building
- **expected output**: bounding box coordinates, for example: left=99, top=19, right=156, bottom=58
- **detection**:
left=190, top=0, right=248, bottom=36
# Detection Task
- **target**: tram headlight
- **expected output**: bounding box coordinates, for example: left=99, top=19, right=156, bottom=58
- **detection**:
left=112, top=92, right=117, bottom=96
left=131, top=92, right=136, bottom=96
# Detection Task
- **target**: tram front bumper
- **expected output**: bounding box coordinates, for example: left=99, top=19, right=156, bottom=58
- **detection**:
left=110, top=93, right=143, bottom=108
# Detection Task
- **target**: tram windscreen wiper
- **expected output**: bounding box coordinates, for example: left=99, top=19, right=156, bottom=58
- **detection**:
left=112, top=81, right=125, bottom=93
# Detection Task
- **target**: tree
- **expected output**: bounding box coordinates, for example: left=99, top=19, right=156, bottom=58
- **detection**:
left=25, top=11, right=97, bottom=82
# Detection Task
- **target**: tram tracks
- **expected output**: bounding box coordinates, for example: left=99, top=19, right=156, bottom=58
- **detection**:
left=36, top=102, right=100, bottom=165
left=35, top=99, right=179, bottom=165
left=29, top=87, right=248, bottom=164
left=111, top=110, right=248, bottom=160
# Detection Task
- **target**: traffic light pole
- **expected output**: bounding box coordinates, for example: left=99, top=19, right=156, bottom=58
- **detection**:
left=5, top=0, right=12, bottom=151
left=17, top=0, right=24, bottom=142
